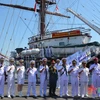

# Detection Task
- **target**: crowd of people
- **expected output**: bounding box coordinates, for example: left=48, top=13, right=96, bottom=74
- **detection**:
left=0, top=56, right=100, bottom=99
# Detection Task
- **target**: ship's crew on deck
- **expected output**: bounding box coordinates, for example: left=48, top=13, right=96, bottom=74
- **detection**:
left=58, top=58, right=69, bottom=97
left=6, top=57, right=15, bottom=98
left=0, top=57, right=5, bottom=99
left=68, top=60, right=79, bottom=97
left=79, top=61, right=89, bottom=98
left=17, top=59, right=25, bottom=97
left=39, top=58, right=49, bottom=97
left=89, top=57, right=100, bottom=98
left=49, top=60, right=58, bottom=97
left=26, top=60, right=37, bottom=98
left=55, top=59, right=60, bottom=89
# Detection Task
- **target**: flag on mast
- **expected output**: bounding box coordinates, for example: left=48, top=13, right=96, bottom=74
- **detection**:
left=34, top=2, right=37, bottom=16
left=56, top=5, right=59, bottom=13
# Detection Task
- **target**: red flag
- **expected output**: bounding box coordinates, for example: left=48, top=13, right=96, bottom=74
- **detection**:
left=34, top=2, right=37, bottom=16
left=56, top=5, right=59, bottom=12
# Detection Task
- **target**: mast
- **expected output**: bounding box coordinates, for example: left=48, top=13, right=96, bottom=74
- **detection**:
left=40, top=0, right=46, bottom=37
left=0, top=1, right=70, bottom=37
left=38, top=0, right=56, bottom=36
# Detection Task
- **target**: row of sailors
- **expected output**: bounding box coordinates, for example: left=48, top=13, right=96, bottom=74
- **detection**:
left=0, top=56, right=100, bottom=99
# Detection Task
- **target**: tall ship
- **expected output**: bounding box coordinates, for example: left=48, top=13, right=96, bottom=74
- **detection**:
left=0, top=0, right=100, bottom=65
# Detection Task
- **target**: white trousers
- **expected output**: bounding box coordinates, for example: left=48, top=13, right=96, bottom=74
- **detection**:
left=92, top=75, right=98, bottom=97
left=80, top=81, right=88, bottom=97
left=0, top=76, right=4, bottom=96
left=96, top=75, right=100, bottom=96
left=40, top=79, right=47, bottom=96
left=56, top=73, right=60, bottom=88
left=60, top=76, right=68, bottom=96
left=27, top=82, right=37, bottom=96
left=7, top=77, right=15, bottom=96
left=71, top=77, right=79, bottom=97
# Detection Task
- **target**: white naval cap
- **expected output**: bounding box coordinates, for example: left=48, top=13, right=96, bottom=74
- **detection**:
left=19, top=59, right=24, bottom=63
left=56, top=59, right=60, bottom=61
left=82, top=60, right=87, bottom=64
left=42, top=58, right=47, bottom=61
left=30, top=60, right=35, bottom=64
left=62, top=58, right=66, bottom=61
left=0, top=56, right=4, bottom=61
left=9, top=57, right=15, bottom=62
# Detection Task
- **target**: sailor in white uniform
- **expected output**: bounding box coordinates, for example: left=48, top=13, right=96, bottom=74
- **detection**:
left=0, top=57, right=5, bottom=99
left=89, top=57, right=100, bottom=98
left=17, top=59, right=25, bottom=97
left=68, top=60, right=79, bottom=97
left=26, top=60, right=37, bottom=98
left=58, top=58, right=69, bottom=97
left=79, top=61, right=89, bottom=98
left=39, top=58, right=49, bottom=97
left=6, top=57, right=15, bottom=98
left=55, top=59, right=60, bottom=89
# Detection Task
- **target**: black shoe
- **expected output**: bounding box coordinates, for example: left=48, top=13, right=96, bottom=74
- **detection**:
left=11, top=96, right=14, bottom=99
left=34, top=96, right=37, bottom=99
left=25, top=96, right=28, bottom=99
left=49, top=93, right=52, bottom=97
left=1, top=96, right=3, bottom=99
left=53, top=94, right=57, bottom=96
left=43, top=95, right=46, bottom=98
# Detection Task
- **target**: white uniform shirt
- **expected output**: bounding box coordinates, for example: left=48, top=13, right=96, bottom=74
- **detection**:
left=0, top=64, right=5, bottom=76
left=6, top=65, right=15, bottom=77
left=79, top=67, right=89, bottom=82
left=89, top=63, right=100, bottom=75
left=27, top=67, right=37, bottom=82
left=68, top=66, right=79, bottom=77
left=39, top=65, right=49, bottom=81
left=0, top=65, right=5, bottom=82
left=58, top=64, right=69, bottom=79
left=17, top=66, right=25, bottom=79
left=55, top=63, right=60, bottom=71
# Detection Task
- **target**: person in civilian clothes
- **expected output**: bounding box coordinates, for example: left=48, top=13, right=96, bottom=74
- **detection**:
left=49, top=60, right=58, bottom=97
left=6, top=57, right=15, bottom=98
left=89, top=57, right=100, bottom=98
left=55, top=59, right=60, bottom=89
left=17, top=59, right=25, bottom=97
left=0, top=57, right=5, bottom=99
left=58, top=58, right=69, bottom=97
left=68, top=60, right=79, bottom=97
left=79, top=61, right=89, bottom=98
left=26, top=60, right=37, bottom=98
left=39, top=58, right=49, bottom=97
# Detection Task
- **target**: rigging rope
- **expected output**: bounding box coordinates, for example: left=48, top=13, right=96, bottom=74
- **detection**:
left=4, top=0, right=19, bottom=56
left=32, top=16, right=38, bottom=35
left=17, top=13, right=35, bottom=47
left=45, top=0, right=61, bottom=32
left=5, top=10, right=22, bottom=56
left=5, top=0, right=27, bottom=56
left=80, top=3, right=100, bottom=24
left=20, top=17, right=33, bottom=34
left=0, top=0, right=12, bottom=45
left=71, top=0, right=80, bottom=28
left=0, top=0, right=15, bottom=53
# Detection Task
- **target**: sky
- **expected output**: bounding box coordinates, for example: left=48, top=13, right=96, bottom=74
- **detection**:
left=0, top=0, right=100, bottom=57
